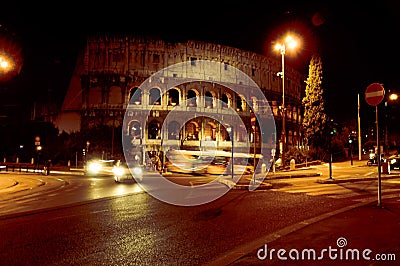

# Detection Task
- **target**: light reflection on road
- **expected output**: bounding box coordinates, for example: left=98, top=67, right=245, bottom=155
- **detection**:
left=113, top=183, right=144, bottom=196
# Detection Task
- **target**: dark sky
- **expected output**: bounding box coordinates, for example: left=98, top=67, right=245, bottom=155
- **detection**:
left=1, top=1, right=399, bottom=129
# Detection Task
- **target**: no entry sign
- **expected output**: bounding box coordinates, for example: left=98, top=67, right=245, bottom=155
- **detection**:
left=365, top=83, right=385, bottom=106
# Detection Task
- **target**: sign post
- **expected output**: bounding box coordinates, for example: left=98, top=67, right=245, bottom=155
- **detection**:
left=365, top=82, right=385, bottom=207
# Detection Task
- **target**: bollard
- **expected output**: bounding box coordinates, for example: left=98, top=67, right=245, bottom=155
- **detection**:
left=290, top=159, right=296, bottom=170
left=261, top=163, right=266, bottom=174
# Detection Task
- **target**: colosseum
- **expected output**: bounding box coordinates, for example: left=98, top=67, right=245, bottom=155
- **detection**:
left=56, top=35, right=305, bottom=169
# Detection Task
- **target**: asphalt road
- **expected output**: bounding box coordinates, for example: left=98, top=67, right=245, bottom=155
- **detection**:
left=0, top=164, right=399, bottom=265
left=0, top=184, right=357, bottom=265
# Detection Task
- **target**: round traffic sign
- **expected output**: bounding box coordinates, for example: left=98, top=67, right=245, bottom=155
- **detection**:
left=365, top=83, right=385, bottom=106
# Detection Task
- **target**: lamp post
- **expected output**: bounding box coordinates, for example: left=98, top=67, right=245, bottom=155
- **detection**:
left=227, top=126, right=234, bottom=179
left=274, top=34, right=299, bottom=168
left=36, top=145, right=42, bottom=173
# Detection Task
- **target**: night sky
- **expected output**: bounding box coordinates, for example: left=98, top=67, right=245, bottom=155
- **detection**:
left=1, top=1, right=399, bottom=129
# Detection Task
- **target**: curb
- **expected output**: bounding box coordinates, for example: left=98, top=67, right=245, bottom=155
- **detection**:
left=266, top=172, right=322, bottom=180
left=316, top=174, right=400, bottom=184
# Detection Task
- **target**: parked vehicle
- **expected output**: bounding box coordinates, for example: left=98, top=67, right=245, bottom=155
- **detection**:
left=388, top=154, right=400, bottom=170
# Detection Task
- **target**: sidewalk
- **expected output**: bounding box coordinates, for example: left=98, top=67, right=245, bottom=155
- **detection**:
left=210, top=196, right=400, bottom=265
left=220, top=159, right=400, bottom=190
left=208, top=160, right=400, bottom=265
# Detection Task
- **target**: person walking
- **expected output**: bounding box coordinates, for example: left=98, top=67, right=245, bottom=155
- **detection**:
left=44, top=160, right=51, bottom=175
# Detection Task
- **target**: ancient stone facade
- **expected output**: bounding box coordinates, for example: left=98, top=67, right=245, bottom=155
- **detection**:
left=56, top=35, right=305, bottom=162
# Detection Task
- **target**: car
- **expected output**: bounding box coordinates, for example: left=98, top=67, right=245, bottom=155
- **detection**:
left=85, top=159, right=115, bottom=176
left=112, top=161, right=143, bottom=183
left=388, top=154, right=400, bottom=170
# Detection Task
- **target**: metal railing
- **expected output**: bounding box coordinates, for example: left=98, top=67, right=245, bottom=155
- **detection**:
left=0, top=163, right=45, bottom=174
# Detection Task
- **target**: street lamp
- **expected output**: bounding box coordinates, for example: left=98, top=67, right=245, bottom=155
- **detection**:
left=226, top=126, right=234, bottom=179
left=274, top=34, right=299, bottom=168
left=36, top=145, right=42, bottom=172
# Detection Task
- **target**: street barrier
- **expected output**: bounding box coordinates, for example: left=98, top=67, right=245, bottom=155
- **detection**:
left=0, top=163, right=44, bottom=173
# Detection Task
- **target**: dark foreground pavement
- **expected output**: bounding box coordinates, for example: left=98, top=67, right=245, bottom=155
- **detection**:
left=207, top=196, right=400, bottom=265
left=2, top=160, right=399, bottom=265
left=210, top=161, right=400, bottom=265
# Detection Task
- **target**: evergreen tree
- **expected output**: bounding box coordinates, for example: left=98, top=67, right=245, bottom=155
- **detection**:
left=302, top=53, right=327, bottom=158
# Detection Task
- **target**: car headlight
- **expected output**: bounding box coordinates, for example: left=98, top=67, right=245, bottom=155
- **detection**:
left=87, top=162, right=102, bottom=174
left=113, top=166, right=126, bottom=177
left=390, top=158, right=397, bottom=165
left=132, top=167, right=143, bottom=176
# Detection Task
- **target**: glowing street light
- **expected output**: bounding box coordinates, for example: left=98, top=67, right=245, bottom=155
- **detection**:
left=0, top=27, right=24, bottom=82
left=389, top=93, right=398, bottom=101
left=274, top=34, right=300, bottom=168
left=0, top=57, right=9, bottom=69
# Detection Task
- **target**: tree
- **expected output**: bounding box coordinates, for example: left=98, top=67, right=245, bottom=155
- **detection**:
left=302, top=53, right=328, bottom=159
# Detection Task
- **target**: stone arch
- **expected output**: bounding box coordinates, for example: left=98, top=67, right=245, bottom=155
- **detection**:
left=204, top=121, right=217, bottom=140
left=129, top=87, right=142, bottom=105
left=185, top=120, right=199, bottom=140
left=187, top=88, right=198, bottom=107
left=236, top=94, right=247, bottom=111
left=221, top=92, right=231, bottom=108
left=148, top=120, right=161, bottom=139
left=204, top=91, right=215, bottom=108
left=168, top=87, right=180, bottom=106
left=128, top=120, right=142, bottom=139
left=149, top=87, right=162, bottom=105
left=168, top=121, right=181, bottom=140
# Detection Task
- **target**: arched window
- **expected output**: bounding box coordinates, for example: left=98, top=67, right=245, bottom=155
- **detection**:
left=148, top=120, right=161, bottom=139
left=187, top=89, right=197, bottom=107
left=168, top=88, right=179, bottom=106
left=204, top=122, right=216, bottom=140
left=130, top=87, right=142, bottom=105
left=129, top=121, right=142, bottom=139
left=168, top=121, right=181, bottom=140
left=205, top=91, right=213, bottom=108
left=221, top=93, right=229, bottom=108
left=149, top=88, right=161, bottom=105
left=236, top=95, right=246, bottom=111
left=185, top=121, right=198, bottom=140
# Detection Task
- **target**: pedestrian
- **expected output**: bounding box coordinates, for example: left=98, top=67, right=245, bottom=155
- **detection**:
left=44, top=160, right=51, bottom=175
